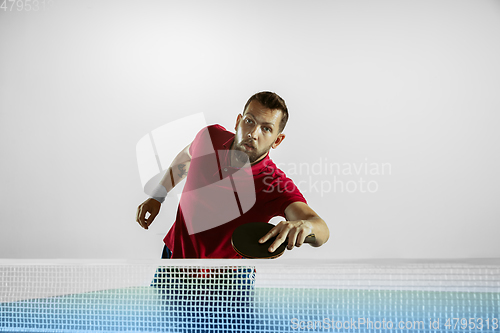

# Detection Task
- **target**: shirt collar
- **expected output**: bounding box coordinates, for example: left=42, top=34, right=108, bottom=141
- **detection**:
left=251, top=152, right=271, bottom=175
left=222, top=136, right=234, bottom=149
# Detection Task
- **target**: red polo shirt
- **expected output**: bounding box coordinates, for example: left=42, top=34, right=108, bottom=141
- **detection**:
left=163, top=125, right=306, bottom=258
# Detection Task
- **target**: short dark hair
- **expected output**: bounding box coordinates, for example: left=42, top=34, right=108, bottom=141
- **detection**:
left=243, top=91, right=288, bottom=133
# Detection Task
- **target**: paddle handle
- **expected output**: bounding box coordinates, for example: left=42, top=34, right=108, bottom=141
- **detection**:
left=304, top=234, right=316, bottom=244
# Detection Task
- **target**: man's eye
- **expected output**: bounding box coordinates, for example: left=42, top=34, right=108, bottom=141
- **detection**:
left=245, top=118, right=253, bottom=124
left=263, top=127, right=271, bottom=132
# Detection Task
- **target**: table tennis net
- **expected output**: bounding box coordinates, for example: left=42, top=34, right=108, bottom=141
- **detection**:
left=1, top=260, right=500, bottom=332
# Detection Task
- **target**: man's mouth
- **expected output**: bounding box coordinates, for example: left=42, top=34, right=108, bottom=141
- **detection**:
left=243, top=142, right=255, bottom=150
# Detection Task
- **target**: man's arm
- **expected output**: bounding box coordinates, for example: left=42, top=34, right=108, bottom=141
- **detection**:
left=136, top=143, right=192, bottom=230
left=158, top=144, right=192, bottom=194
left=259, top=201, right=329, bottom=252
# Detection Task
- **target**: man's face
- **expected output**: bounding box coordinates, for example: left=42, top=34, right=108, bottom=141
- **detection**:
left=233, top=100, right=285, bottom=164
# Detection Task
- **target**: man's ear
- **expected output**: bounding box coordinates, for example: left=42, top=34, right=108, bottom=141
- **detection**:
left=235, top=114, right=242, bottom=131
left=272, top=133, right=285, bottom=149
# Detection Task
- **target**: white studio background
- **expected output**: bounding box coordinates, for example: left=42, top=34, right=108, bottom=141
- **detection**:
left=1, top=0, right=499, bottom=260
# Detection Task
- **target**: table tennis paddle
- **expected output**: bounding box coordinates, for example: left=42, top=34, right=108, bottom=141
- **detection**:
left=231, top=222, right=316, bottom=259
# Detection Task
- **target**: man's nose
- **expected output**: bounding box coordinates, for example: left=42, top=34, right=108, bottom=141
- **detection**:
left=248, top=126, right=259, bottom=140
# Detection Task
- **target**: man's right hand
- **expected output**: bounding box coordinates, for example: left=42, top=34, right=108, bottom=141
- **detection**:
left=136, top=198, right=161, bottom=230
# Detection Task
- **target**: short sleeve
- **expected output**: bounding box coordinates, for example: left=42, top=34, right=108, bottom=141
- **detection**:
left=188, top=127, right=207, bottom=157
left=277, top=177, right=307, bottom=219
left=188, top=125, right=229, bottom=158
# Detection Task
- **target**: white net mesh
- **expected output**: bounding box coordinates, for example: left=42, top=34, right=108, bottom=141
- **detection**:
left=1, top=259, right=499, bottom=332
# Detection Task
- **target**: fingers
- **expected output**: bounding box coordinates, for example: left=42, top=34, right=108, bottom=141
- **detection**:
left=136, top=205, right=147, bottom=229
left=294, top=229, right=309, bottom=248
left=269, top=229, right=288, bottom=253
left=136, top=199, right=160, bottom=230
left=266, top=221, right=291, bottom=253
left=258, top=223, right=286, bottom=252
left=145, top=211, right=158, bottom=229
left=287, top=227, right=300, bottom=250
left=258, top=225, right=279, bottom=243
left=262, top=220, right=312, bottom=252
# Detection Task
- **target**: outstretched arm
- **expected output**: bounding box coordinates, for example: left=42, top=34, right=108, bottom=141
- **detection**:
left=158, top=144, right=192, bottom=194
left=136, top=143, right=192, bottom=229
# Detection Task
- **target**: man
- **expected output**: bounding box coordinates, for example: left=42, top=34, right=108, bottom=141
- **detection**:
left=136, top=91, right=329, bottom=258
